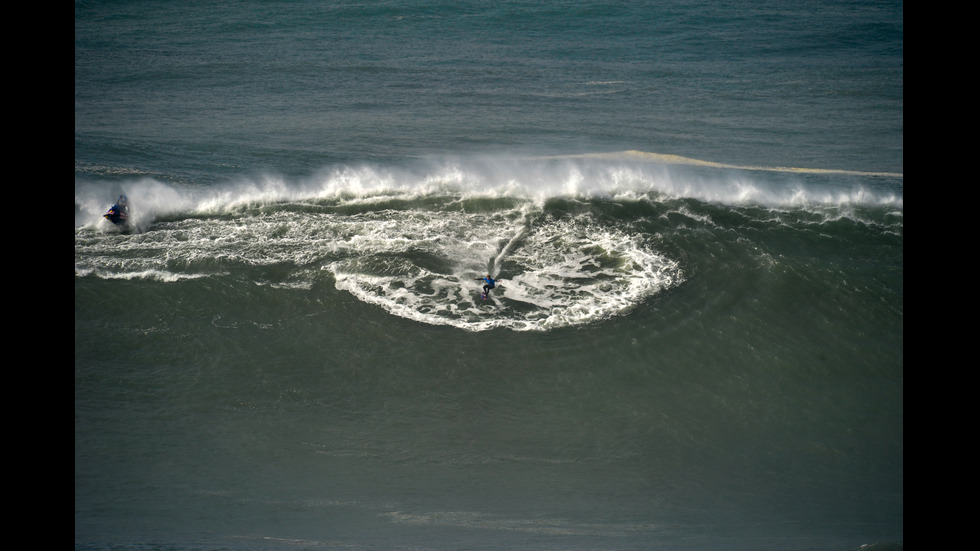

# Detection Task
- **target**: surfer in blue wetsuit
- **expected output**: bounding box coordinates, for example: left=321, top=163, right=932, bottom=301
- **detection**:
left=476, top=274, right=496, bottom=299
left=104, top=195, right=130, bottom=226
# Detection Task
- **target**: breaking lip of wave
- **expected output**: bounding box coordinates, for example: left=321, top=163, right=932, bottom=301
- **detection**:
left=75, top=151, right=902, bottom=228
left=289, top=152, right=903, bottom=209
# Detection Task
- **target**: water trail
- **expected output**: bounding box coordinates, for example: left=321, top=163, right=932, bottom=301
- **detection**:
left=489, top=209, right=535, bottom=278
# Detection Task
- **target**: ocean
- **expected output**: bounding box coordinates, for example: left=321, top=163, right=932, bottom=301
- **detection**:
left=75, top=1, right=903, bottom=550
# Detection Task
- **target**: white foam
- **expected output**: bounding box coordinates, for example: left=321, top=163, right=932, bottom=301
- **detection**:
left=325, top=206, right=682, bottom=332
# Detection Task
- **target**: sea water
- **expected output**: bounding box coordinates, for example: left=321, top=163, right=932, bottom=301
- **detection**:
left=76, top=2, right=903, bottom=549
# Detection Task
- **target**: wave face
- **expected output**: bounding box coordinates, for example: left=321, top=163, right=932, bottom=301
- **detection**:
left=75, top=155, right=901, bottom=332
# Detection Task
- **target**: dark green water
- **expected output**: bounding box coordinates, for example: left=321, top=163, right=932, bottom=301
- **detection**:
left=76, top=1, right=902, bottom=548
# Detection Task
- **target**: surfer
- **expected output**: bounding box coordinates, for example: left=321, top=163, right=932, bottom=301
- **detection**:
left=476, top=274, right=496, bottom=299
left=104, top=195, right=130, bottom=226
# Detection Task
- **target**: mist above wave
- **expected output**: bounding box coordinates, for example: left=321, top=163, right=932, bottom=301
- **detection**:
left=75, top=151, right=903, bottom=230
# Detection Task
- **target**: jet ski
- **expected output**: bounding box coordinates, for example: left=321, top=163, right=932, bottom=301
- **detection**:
left=103, top=195, right=130, bottom=226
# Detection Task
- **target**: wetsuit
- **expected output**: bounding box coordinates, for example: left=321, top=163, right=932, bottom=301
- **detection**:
left=481, top=276, right=496, bottom=297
